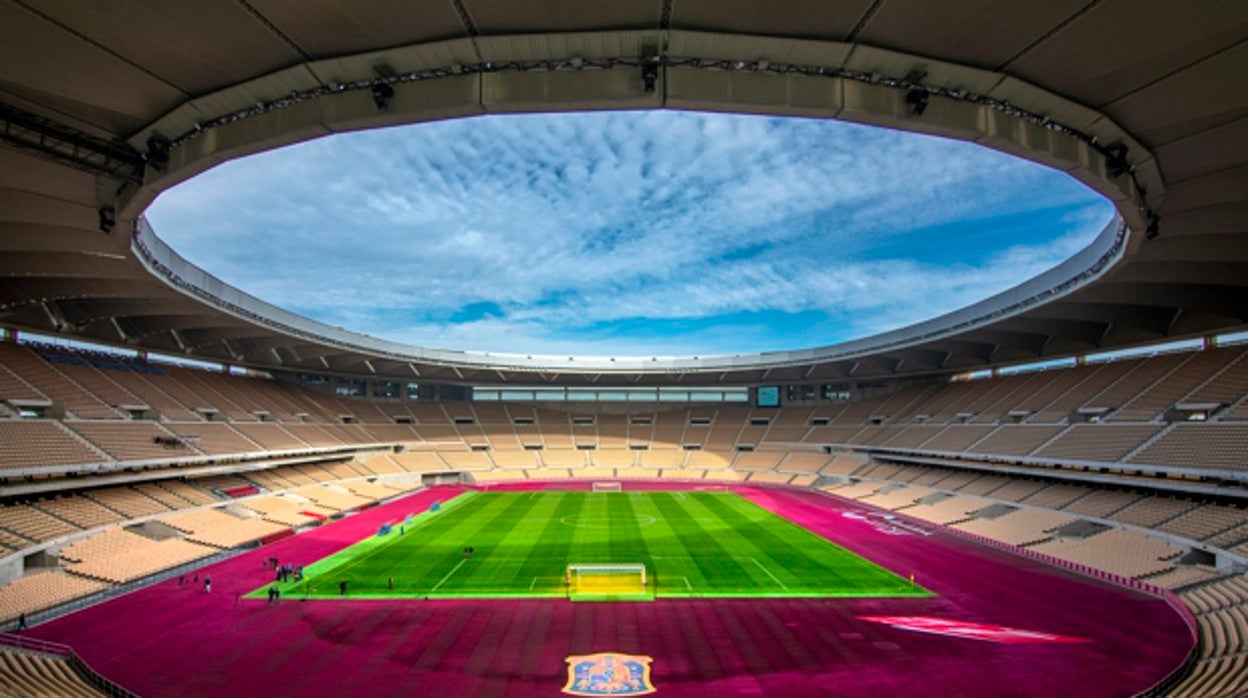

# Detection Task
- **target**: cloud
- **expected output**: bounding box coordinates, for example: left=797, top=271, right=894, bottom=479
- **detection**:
left=144, top=111, right=1114, bottom=357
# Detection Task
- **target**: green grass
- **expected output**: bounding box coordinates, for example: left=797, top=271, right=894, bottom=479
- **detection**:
left=249, top=491, right=930, bottom=600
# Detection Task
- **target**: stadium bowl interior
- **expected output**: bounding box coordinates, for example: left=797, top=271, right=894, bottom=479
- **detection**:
left=0, top=2, right=1246, bottom=696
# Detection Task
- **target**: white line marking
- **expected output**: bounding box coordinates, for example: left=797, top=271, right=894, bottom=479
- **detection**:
left=751, top=558, right=788, bottom=590
left=530, top=577, right=539, bottom=591
left=431, top=559, right=468, bottom=591
left=682, top=576, right=692, bottom=590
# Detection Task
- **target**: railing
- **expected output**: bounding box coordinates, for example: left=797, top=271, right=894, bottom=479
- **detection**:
left=0, top=632, right=138, bottom=697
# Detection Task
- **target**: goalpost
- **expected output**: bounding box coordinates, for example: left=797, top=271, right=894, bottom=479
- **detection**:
left=566, top=563, right=649, bottom=600
left=591, top=481, right=622, bottom=492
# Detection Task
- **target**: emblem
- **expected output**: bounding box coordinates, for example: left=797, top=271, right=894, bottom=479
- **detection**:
left=563, top=652, right=656, bottom=695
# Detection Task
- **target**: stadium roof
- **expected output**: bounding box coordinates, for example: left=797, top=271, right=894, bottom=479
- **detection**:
left=1, top=1, right=1245, bottom=386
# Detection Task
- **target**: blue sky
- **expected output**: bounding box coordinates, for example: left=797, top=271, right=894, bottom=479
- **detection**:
left=144, top=111, right=1114, bottom=357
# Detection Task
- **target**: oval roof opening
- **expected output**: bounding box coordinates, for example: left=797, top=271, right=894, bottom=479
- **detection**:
left=145, top=110, right=1113, bottom=358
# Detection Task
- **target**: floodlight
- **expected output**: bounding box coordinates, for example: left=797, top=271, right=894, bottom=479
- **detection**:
left=145, top=134, right=171, bottom=171
left=1105, top=143, right=1130, bottom=177
left=371, top=83, right=395, bottom=111
left=642, top=56, right=659, bottom=93
left=905, top=89, right=928, bottom=116
left=97, top=206, right=115, bottom=234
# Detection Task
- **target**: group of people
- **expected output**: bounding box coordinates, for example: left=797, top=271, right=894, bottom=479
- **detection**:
left=177, top=573, right=211, bottom=593
left=266, top=556, right=302, bottom=583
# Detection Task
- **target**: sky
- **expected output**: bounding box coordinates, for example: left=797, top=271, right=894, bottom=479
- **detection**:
left=144, top=110, right=1114, bottom=358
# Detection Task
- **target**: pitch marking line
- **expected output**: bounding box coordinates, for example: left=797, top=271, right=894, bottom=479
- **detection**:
left=431, top=559, right=469, bottom=592
left=751, top=558, right=788, bottom=590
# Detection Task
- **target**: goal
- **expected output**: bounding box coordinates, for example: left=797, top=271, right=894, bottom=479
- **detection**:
left=566, top=563, right=649, bottom=600
left=591, top=482, right=622, bottom=492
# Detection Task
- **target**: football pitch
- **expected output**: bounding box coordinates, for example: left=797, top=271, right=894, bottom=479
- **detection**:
left=250, top=490, right=930, bottom=600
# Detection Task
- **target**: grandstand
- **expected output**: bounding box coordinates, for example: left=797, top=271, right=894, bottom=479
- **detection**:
left=0, top=1, right=1245, bottom=696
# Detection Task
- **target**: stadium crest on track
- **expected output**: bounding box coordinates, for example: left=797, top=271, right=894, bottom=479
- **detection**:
left=563, top=652, right=656, bottom=695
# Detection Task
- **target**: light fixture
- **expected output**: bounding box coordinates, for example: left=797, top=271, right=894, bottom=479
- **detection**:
left=905, top=89, right=929, bottom=116
left=1105, top=143, right=1130, bottom=177
left=97, top=206, right=116, bottom=234
left=371, top=83, right=395, bottom=111
left=641, top=55, right=660, bottom=93
left=145, top=134, right=171, bottom=172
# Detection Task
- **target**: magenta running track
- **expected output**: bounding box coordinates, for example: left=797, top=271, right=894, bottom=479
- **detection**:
left=29, top=484, right=1193, bottom=697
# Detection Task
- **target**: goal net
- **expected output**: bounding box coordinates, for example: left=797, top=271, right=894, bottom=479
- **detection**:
left=566, top=563, right=648, bottom=600
left=591, top=482, right=622, bottom=492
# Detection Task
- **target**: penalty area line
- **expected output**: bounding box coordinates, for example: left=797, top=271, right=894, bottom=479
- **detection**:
left=751, top=558, right=788, bottom=590
left=431, top=559, right=469, bottom=592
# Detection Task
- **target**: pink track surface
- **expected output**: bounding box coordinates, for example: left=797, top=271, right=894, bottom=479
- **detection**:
left=30, top=484, right=1193, bottom=697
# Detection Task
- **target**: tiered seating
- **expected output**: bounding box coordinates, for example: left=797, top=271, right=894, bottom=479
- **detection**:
left=879, top=425, right=943, bottom=449
left=35, top=498, right=121, bottom=530
left=160, top=508, right=286, bottom=548
left=966, top=425, right=1066, bottom=456
left=163, top=423, right=259, bottom=455
left=1110, top=497, right=1198, bottom=528
left=0, top=362, right=47, bottom=403
left=924, top=470, right=980, bottom=490
left=59, top=527, right=215, bottom=584
left=1019, top=483, right=1091, bottom=509
left=317, top=461, right=369, bottom=479
left=440, top=451, right=492, bottom=471
left=775, top=452, right=828, bottom=473
left=0, top=421, right=105, bottom=471
left=0, top=527, right=32, bottom=553
left=191, top=474, right=259, bottom=495
left=919, top=426, right=995, bottom=452
left=240, top=496, right=322, bottom=527
left=0, top=505, right=78, bottom=543
left=821, top=481, right=883, bottom=499
left=984, top=479, right=1050, bottom=503
left=1084, top=353, right=1189, bottom=415
left=861, top=486, right=933, bottom=510
left=1145, top=566, right=1223, bottom=589
left=101, top=368, right=201, bottom=421
left=392, top=452, right=449, bottom=472
left=1061, top=490, right=1142, bottom=518
left=954, top=508, right=1073, bottom=546
left=1129, top=423, right=1248, bottom=471
left=0, top=571, right=106, bottom=623
left=1160, top=504, right=1248, bottom=542
left=149, top=480, right=217, bottom=506
left=291, top=485, right=370, bottom=511
left=343, top=480, right=408, bottom=499
left=0, top=648, right=107, bottom=697
left=746, top=472, right=793, bottom=485
left=733, top=451, right=783, bottom=472
left=356, top=454, right=405, bottom=474
left=1033, top=424, right=1164, bottom=462
left=1028, top=360, right=1139, bottom=423
left=820, top=455, right=866, bottom=477
left=955, top=474, right=1013, bottom=497
left=1170, top=575, right=1248, bottom=697
left=1030, top=529, right=1179, bottom=578
left=1184, top=351, right=1248, bottom=411
left=83, top=487, right=170, bottom=519
left=0, top=345, right=119, bottom=419
left=66, top=420, right=190, bottom=462
left=902, top=495, right=991, bottom=525
left=1108, top=347, right=1241, bottom=422
left=164, top=368, right=256, bottom=422
left=229, top=422, right=307, bottom=451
